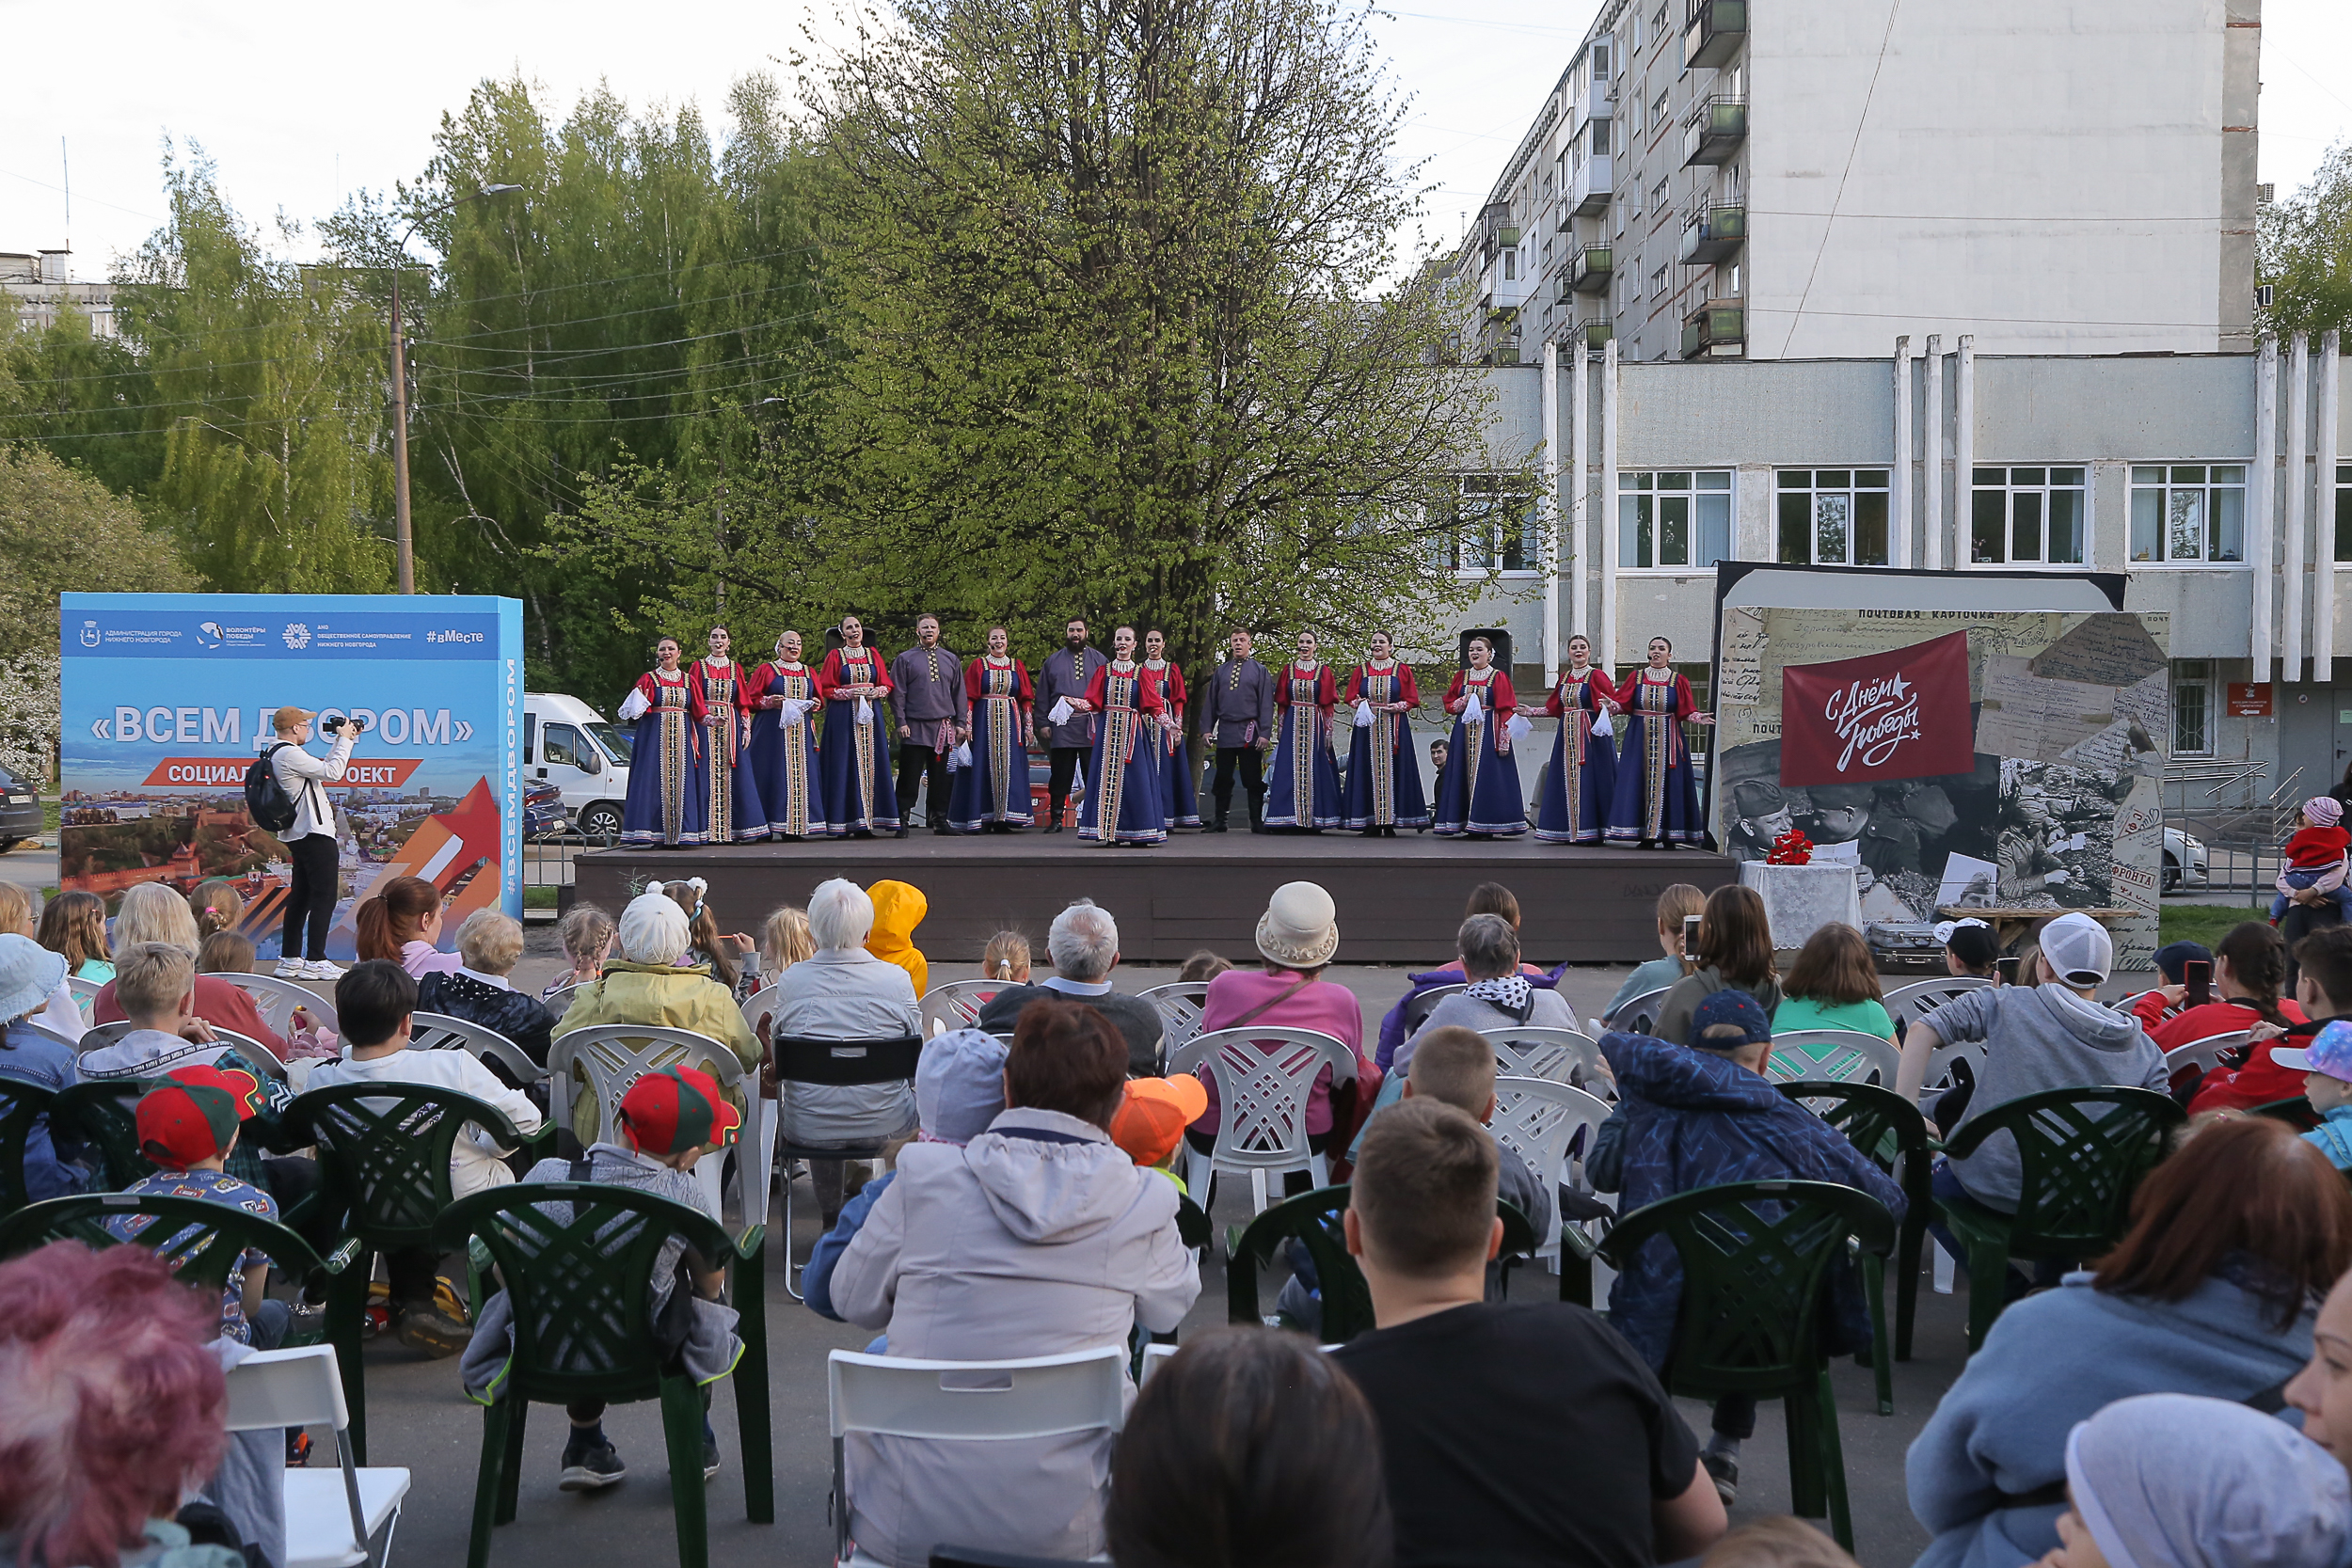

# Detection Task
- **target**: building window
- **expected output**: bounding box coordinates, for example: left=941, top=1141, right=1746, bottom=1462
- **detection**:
left=1502, top=249, right=1517, bottom=280
left=1591, top=118, right=1612, bottom=156
left=1621, top=471, right=1733, bottom=569
left=2336, top=464, right=2351, bottom=562
left=1970, top=467, right=2088, bottom=565
left=1776, top=469, right=1891, bottom=566
left=1440, top=475, right=1544, bottom=574
left=2171, top=660, right=2211, bottom=756
left=1651, top=263, right=1668, bottom=297
left=1651, top=178, right=1669, bottom=212
left=1651, top=90, right=1669, bottom=131
left=2129, top=465, right=2246, bottom=563
left=1653, top=3, right=1669, bottom=40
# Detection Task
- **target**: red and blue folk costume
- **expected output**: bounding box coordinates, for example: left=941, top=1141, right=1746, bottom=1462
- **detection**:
left=1077, top=659, right=1168, bottom=846
left=1603, top=669, right=1704, bottom=847
left=744, top=658, right=829, bottom=840
left=1264, top=661, right=1343, bottom=831
left=1137, top=657, right=1200, bottom=830
left=691, top=657, right=769, bottom=844
left=1535, top=665, right=1620, bottom=845
left=817, top=645, right=901, bottom=836
left=1342, top=660, right=1429, bottom=831
left=620, top=667, right=709, bottom=847
left=948, top=654, right=1036, bottom=832
left=1433, top=667, right=1526, bottom=837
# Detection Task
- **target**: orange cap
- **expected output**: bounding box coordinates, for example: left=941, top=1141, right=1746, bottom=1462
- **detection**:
left=1109, top=1074, right=1210, bottom=1168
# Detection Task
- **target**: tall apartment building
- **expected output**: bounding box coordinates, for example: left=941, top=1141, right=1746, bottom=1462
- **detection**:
left=1450, top=0, right=2258, bottom=365
left=2, top=249, right=117, bottom=338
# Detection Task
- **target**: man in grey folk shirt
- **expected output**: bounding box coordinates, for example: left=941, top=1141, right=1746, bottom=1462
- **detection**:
left=890, top=613, right=971, bottom=837
left=1037, top=618, right=1107, bottom=834
left=1199, top=628, right=1276, bottom=833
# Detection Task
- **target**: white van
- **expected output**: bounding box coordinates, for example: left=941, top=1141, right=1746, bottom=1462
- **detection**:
left=522, top=692, right=635, bottom=838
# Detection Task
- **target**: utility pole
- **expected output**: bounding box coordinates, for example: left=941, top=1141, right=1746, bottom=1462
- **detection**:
left=390, top=268, right=414, bottom=593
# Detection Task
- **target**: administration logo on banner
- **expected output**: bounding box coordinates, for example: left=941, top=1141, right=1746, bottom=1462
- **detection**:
left=1779, top=630, right=1974, bottom=787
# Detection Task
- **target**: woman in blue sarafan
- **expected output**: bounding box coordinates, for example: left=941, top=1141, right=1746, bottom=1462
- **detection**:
left=1072, top=626, right=1168, bottom=847
left=689, top=625, right=769, bottom=844
left=1534, top=633, right=1620, bottom=845
left=1342, top=631, right=1430, bottom=836
left=815, top=613, right=902, bottom=837
left=1604, top=635, right=1714, bottom=848
left=745, top=629, right=829, bottom=841
left=1138, top=629, right=1200, bottom=830
left=617, top=635, right=710, bottom=847
left=947, top=626, right=1035, bottom=832
left=1431, top=635, right=1526, bottom=838
left=1264, top=629, right=1344, bottom=832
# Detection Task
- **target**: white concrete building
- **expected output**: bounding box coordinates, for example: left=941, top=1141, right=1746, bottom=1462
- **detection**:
left=2, top=250, right=117, bottom=338
left=1448, top=0, right=2258, bottom=367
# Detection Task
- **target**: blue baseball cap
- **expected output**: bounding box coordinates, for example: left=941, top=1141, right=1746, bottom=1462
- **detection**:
left=1691, top=989, right=1772, bottom=1049
left=2274, top=1020, right=2352, bottom=1085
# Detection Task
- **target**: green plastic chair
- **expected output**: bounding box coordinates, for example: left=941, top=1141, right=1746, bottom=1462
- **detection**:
left=2249, top=1095, right=2320, bottom=1132
left=1778, top=1079, right=1933, bottom=1367
left=52, top=1079, right=155, bottom=1191
left=0, top=1080, right=57, bottom=1218
left=1597, top=1179, right=1897, bottom=1553
left=282, top=1082, right=544, bottom=1463
left=1936, top=1085, right=2184, bottom=1353
left=0, top=1190, right=358, bottom=1310
left=1225, top=1185, right=1537, bottom=1345
left=433, top=1181, right=771, bottom=1568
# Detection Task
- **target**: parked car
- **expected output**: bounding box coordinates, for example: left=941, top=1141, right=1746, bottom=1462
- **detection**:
left=522, top=778, right=566, bottom=838
left=0, top=764, right=40, bottom=852
left=2163, top=827, right=2209, bottom=893
left=523, top=692, right=635, bottom=839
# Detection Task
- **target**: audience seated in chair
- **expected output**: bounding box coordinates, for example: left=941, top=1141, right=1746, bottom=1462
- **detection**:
left=416, top=910, right=559, bottom=1068
left=1906, top=1116, right=2352, bottom=1568
left=829, top=998, right=1200, bottom=1567
left=2037, top=1393, right=2351, bottom=1568
left=1396, top=915, right=1578, bottom=1075
left=976, top=900, right=1164, bottom=1076
left=1106, top=1327, right=1391, bottom=1568
left=1770, top=923, right=1899, bottom=1047
left=308, top=960, right=543, bottom=1357
left=464, top=1064, right=745, bottom=1496
left=0, top=934, right=85, bottom=1200
left=1330, top=1099, right=1726, bottom=1568
left=1600, top=883, right=1708, bottom=1026
left=863, top=879, right=930, bottom=996
left=2145, top=923, right=2308, bottom=1113
left=2280, top=1022, right=2352, bottom=1169
left=543, top=902, right=614, bottom=1002
left=1592, top=990, right=1904, bottom=1505
left=1651, top=885, right=1783, bottom=1048
left=761, top=879, right=920, bottom=1228
left=88, top=883, right=283, bottom=1058
left=0, top=1242, right=246, bottom=1568
left=1375, top=881, right=1558, bottom=1069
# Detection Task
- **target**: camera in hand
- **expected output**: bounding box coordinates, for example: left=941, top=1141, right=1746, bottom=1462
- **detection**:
left=322, top=715, right=368, bottom=736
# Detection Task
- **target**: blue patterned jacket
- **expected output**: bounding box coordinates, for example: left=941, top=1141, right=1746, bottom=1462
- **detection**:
left=1597, top=1029, right=1906, bottom=1372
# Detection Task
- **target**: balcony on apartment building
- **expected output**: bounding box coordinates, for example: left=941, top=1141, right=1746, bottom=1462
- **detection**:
left=1677, top=204, right=1745, bottom=264
left=1569, top=244, right=1614, bottom=293
left=1680, top=299, right=1745, bottom=357
left=1682, top=96, right=1748, bottom=166
left=1567, top=318, right=1613, bottom=350
left=1684, top=0, right=1745, bottom=69
left=1566, top=153, right=1614, bottom=217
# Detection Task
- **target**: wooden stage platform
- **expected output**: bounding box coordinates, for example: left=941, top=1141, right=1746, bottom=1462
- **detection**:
left=575, top=833, right=1737, bottom=966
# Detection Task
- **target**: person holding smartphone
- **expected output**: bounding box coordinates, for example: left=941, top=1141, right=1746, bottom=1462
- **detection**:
left=265, top=705, right=363, bottom=980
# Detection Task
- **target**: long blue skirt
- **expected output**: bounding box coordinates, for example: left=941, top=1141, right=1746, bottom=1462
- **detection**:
left=746, top=710, right=828, bottom=839
left=1265, top=707, right=1343, bottom=830
left=1078, top=712, right=1167, bottom=845
left=1534, top=716, right=1617, bottom=845
left=703, top=722, right=770, bottom=844
left=621, top=709, right=710, bottom=847
left=818, top=699, right=900, bottom=835
left=1342, top=712, right=1430, bottom=830
left=1432, top=715, right=1526, bottom=837
left=948, top=698, right=1033, bottom=831
left=1603, top=712, right=1703, bottom=845
left=1156, top=733, right=1201, bottom=828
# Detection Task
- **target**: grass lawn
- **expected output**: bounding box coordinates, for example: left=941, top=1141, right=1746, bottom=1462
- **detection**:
left=524, top=884, right=559, bottom=909
left=2159, top=900, right=2271, bottom=948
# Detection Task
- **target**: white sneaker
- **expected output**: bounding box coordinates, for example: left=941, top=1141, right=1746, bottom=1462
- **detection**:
left=274, top=958, right=309, bottom=979
left=303, top=959, right=346, bottom=980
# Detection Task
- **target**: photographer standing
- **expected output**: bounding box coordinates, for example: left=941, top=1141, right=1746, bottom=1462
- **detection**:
left=265, top=705, right=362, bottom=981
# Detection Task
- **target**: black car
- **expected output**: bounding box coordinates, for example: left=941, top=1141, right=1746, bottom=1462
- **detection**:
left=522, top=778, right=566, bottom=838
left=0, top=765, right=40, bottom=852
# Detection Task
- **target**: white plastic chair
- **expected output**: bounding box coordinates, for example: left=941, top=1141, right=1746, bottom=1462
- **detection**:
left=1479, top=1025, right=1610, bottom=1095
left=75, top=1020, right=285, bottom=1080
left=217, top=972, right=339, bottom=1037
left=223, top=1344, right=409, bottom=1568
left=828, top=1345, right=1129, bottom=1568
left=2164, top=1029, right=2254, bottom=1079
left=1138, top=982, right=1210, bottom=1053
left=548, top=1023, right=763, bottom=1230
left=1603, top=985, right=1674, bottom=1037
left=919, top=979, right=1002, bottom=1037
left=1489, top=1075, right=1613, bottom=1267
left=1399, top=981, right=1468, bottom=1034
left=1767, top=1029, right=1903, bottom=1089
left=64, top=974, right=101, bottom=1019
left=1883, top=975, right=1994, bottom=1034
left=1168, top=1026, right=1358, bottom=1213
left=1138, top=1342, right=1180, bottom=1383
left=408, top=1011, right=545, bottom=1085
left=541, top=978, right=581, bottom=1015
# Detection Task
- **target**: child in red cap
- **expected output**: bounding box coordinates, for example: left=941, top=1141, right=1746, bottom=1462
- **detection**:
left=466, top=1064, right=745, bottom=1496
left=104, top=1064, right=286, bottom=1346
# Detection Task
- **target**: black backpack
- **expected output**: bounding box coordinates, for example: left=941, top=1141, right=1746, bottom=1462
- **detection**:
left=244, top=743, right=297, bottom=832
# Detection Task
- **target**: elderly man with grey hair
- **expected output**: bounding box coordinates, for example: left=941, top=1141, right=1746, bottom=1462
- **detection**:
left=770, top=878, right=922, bottom=1225
left=1397, top=912, right=1578, bottom=1075
left=977, top=899, right=1166, bottom=1075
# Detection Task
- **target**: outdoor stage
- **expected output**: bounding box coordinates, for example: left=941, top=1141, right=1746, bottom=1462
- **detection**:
left=575, top=834, right=1738, bottom=965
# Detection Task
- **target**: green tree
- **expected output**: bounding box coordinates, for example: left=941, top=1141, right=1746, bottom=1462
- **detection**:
left=0, top=300, right=166, bottom=497
left=2261, top=140, right=2352, bottom=336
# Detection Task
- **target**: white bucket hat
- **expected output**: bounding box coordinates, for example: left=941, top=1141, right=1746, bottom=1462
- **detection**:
left=1256, top=881, right=1339, bottom=970
left=0, top=933, right=67, bottom=1023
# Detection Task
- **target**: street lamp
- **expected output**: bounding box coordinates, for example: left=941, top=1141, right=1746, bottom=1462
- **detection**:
left=388, top=183, right=524, bottom=594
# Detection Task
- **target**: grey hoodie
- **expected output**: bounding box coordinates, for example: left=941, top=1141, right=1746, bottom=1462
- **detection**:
left=1932, top=983, right=2169, bottom=1209
left=830, top=1107, right=1200, bottom=1567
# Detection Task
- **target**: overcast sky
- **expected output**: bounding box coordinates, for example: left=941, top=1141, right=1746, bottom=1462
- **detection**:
left=1, top=0, right=2346, bottom=279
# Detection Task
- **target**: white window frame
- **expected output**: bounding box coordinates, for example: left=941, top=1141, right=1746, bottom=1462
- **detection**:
left=2170, top=659, right=2213, bottom=757
left=1775, top=468, right=1893, bottom=567
left=1441, top=474, right=1547, bottom=578
left=2128, top=464, right=2250, bottom=567
left=1968, top=465, right=2091, bottom=568
left=1620, top=470, right=1736, bottom=573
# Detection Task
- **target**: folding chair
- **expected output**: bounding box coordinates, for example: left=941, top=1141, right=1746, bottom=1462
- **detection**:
left=1766, top=1030, right=1902, bottom=1089
left=1169, top=1026, right=1357, bottom=1213
left=771, top=1033, right=923, bottom=1301
left=548, top=1024, right=761, bottom=1230
left=829, top=1346, right=1127, bottom=1568
left=218, top=972, right=340, bottom=1037
left=1137, top=982, right=1210, bottom=1053
left=918, top=980, right=1001, bottom=1037
left=225, top=1345, right=410, bottom=1568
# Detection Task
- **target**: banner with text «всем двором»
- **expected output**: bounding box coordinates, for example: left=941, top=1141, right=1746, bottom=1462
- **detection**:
left=59, top=594, right=524, bottom=961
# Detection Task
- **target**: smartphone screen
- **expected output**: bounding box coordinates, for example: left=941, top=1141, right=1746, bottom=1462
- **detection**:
left=2185, top=958, right=2212, bottom=1010
left=1683, top=913, right=1703, bottom=953
left=1995, top=956, right=2021, bottom=986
